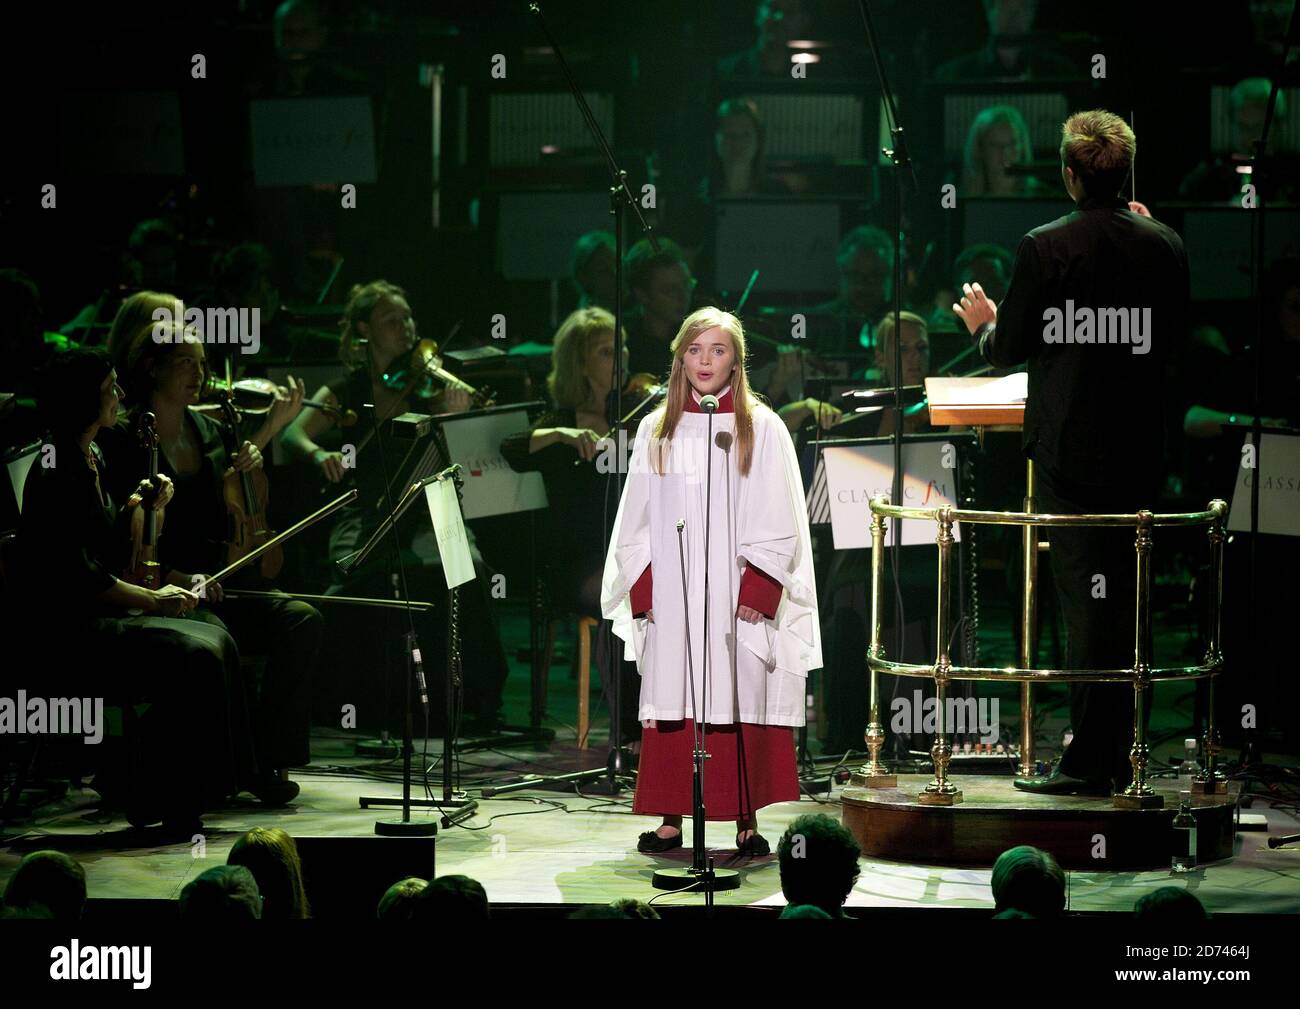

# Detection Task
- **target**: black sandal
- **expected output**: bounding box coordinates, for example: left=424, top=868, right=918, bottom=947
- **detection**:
left=637, top=828, right=683, bottom=853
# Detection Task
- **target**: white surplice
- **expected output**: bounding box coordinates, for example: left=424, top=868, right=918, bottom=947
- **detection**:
left=600, top=391, right=822, bottom=727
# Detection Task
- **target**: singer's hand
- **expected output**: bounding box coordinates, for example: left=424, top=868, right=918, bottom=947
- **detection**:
left=644, top=609, right=654, bottom=623
left=737, top=604, right=763, bottom=624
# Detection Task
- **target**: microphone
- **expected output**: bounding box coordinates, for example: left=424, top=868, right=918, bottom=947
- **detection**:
left=699, top=394, right=719, bottom=413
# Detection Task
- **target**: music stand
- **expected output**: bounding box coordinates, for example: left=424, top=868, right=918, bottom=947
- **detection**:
left=345, top=465, right=479, bottom=835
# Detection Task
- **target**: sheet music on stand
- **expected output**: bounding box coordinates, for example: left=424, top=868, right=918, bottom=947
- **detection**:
left=374, top=402, right=549, bottom=522
left=1228, top=429, right=1300, bottom=537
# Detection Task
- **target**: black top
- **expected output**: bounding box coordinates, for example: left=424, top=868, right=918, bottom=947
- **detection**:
left=18, top=437, right=134, bottom=619
left=976, top=195, right=1189, bottom=487
left=100, top=409, right=237, bottom=579
left=325, top=366, right=449, bottom=511
left=499, top=406, right=616, bottom=616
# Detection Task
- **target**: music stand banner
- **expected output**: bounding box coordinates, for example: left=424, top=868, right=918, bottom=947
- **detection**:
left=1228, top=431, right=1300, bottom=537
left=822, top=440, right=962, bottom=549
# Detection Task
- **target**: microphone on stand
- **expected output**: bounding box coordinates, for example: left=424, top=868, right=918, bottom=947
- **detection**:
left=699, top=394, right=719, bottom=413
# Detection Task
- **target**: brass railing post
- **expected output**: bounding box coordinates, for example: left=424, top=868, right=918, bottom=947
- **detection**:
left=1116, top=510, right=1162, bottom=809
left=853, top=501, right=897, bottom=787
left=1195, top=499, right=1229, bottom=794
left=920, top=507, right=962, bottom=804
left=1019, top=458, right=1037, bottom=777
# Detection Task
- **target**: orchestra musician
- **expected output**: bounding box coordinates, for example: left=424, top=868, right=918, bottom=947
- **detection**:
left=279, top=280, right=509, bottom=732
left=15, top=349, right=258, bottom=831
left=499, top=306, right=644, bottom=743
left=99, top=321, right=316, bottom=805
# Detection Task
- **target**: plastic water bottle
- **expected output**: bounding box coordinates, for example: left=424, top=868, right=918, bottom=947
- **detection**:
left=1171, top=791, right=1197, bottom=872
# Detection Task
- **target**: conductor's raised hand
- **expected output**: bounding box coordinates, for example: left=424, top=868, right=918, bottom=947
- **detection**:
left=953, top=282, right=997, bottom=337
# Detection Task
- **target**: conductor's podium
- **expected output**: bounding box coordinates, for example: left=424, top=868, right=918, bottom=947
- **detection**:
left=839, top=376, right=1235, bottom=870
left=840, top=775, right=1238, bottom=871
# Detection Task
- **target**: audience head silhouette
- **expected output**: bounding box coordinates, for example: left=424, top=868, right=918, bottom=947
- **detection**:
left=3, top=850, right=86, bottom=922
left=990, top=846, right=1066, bottom=919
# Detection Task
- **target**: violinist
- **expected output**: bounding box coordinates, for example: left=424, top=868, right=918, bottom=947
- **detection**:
left=280, top=280, right=509, bottom=733
left=16, top=349, right=255, bottom=832
left=100, top=322, right=318, bottom=804
left=499, top=307, right=645, bottom=745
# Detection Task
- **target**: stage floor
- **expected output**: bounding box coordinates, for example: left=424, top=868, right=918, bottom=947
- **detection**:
left=2, top=735, right=1298, bottom=915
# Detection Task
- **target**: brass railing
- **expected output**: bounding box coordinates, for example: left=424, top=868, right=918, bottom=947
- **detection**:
left=852, top=496, right=1228, bottom=809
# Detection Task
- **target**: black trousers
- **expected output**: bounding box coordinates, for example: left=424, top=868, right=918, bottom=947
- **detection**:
left=37, top=615, right=256, bottom=816
left=1036, top=463, right=1158, bottom=785
left=192, top=592, right=321, bottom=770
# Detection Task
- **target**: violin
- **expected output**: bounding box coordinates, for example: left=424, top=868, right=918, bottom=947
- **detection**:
left=382, top=337, right=496, bottom=410
left=127, top=411, right=163, bottom=589
left=217, top=393, right=283, bottom=580
left=198, top=376, right=358, bottom=427
left=572, top=373, right=666, bottom=466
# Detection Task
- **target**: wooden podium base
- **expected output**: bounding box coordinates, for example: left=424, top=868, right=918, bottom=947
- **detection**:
left=841, top=774, right=1237, bottom=870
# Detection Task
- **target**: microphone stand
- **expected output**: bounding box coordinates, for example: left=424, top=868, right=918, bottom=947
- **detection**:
left=652, top=396, right=740, bottom=897
left=858, top=0, right=917, bottom=672
left=529, top=2, right=660, bottom=792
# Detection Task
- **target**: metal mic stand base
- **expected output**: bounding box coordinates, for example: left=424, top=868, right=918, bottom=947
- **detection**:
left=373, top=817, right=439, bottom=837
left=355, top=736, right=400, bottom=759
left=651, top=864, right=741, bottom=892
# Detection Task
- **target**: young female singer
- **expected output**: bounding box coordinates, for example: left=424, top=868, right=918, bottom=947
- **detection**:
left=601, top=307, right=822, bottom=855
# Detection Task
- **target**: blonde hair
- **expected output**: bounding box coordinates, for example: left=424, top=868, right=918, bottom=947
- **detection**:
left=339, top=279, right=408, bottom=368
left=106, top=291, right=183, bottom=378
left=547, top=307, right=621, bottom=409
left=652, top=307, right=761, bottom=477
left=873, top=310, right=929, bottom=354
